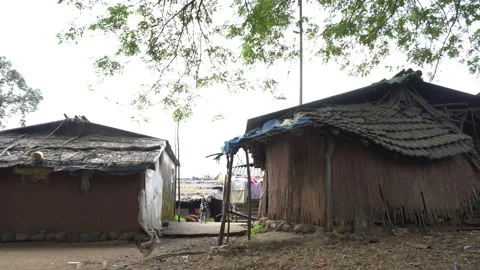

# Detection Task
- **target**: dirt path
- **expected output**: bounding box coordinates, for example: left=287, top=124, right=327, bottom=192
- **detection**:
left=0, top=237, right=215, bottom=270
left=1, top=230, right=480, bottom=270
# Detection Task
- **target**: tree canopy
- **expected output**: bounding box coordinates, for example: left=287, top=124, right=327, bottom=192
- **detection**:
left=0, top=56, right=43, bottom=128
left=57, top=0, right=480, bottom=121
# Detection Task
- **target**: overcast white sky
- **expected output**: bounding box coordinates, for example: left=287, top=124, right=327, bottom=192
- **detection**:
left=1, top=1, right=479, bottom=177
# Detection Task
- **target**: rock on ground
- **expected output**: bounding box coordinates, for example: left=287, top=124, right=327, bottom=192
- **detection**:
left=294, top=223, right=316, bottom=234
left=89, top=232, right=101, bottom=242
left=100, top=233, right=109, bottom=241
left=31, top=233, right=46, bottom=242
left=15, top=233, right=30, bottom=242
left=55, top=232, right=68, bottom=242
left=1, top=232, right=15, bottom=242
left=118, top=232, right=134, bottom=241
left=108, top=231, right=119, bottom=240
left=80, top=233, right=90, bottom=242
left=68, top=234, right=80, bottom=243
left=46, top=233, right=56, bottom=241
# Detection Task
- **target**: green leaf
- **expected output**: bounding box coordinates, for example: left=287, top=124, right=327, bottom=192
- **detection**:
left=0, top=56, right=43, bottom=128
left=57, top=0, right=480, bottom=121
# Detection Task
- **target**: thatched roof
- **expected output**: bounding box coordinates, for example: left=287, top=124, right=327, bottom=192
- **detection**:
left=244, top=69, right=480, bottom=132
left=279, top=102, right=474, bottom=159
left=179, top=178, right=223, bottom=202
left=221, top=69, right=480, bottom=162
left=0, top=115, right=178, bottom=172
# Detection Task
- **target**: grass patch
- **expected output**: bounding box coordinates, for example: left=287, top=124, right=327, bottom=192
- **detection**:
left=174, top=215, right=186, bottom=222
left=251, top=223, right=265, bottom=235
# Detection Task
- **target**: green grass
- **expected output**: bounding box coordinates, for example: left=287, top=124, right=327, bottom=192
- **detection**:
left=251, top=223, right=264, bottom=235
left=174, top=215, right=186, bottom=222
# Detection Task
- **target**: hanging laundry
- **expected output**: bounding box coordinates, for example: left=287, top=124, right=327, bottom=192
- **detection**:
left=230, top=178, right=247, bottom=204
left=251, top=181, right=263, bottom=200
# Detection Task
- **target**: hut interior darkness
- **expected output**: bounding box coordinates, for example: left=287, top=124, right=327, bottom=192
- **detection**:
left=0, top=116, right=179, bottom=234
left=220, top=69, right=480, bottom=229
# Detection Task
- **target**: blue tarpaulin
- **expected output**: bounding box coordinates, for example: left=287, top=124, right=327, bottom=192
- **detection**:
left=221, top=117, right=313, bottom=155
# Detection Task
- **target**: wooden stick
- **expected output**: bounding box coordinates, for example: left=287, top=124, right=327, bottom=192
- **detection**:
left=245, top=147, right=253, bottom=240
left=218, top=153, right=233, bottom=245
left=152, top=251, right=207, bottom=260
left=226, top=153, right=233, bottom=243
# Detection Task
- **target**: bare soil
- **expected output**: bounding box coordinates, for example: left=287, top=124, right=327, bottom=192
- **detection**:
left=1, top=229, right=480, bottom=270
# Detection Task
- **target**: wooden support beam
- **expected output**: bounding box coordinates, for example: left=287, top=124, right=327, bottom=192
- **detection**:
left=245, top=148, right=253, bottom=240
left=325, top=135, right=335, bottom=230
left=218, top=153, right=234, bottom=245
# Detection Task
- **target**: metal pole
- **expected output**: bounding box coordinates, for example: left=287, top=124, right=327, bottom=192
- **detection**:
left=299, top=0, right=303, bottom=105
left=245, top=149, right=252, bottom=240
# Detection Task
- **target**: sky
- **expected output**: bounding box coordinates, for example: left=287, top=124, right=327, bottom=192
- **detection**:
left=1, top=1, right=479, bottom=177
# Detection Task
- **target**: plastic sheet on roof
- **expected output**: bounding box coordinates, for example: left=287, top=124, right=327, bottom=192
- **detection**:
left=221, top=117, right=313, bottom=155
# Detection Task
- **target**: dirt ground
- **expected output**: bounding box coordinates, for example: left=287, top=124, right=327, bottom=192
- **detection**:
left=1, top=228, right=480, bottom=270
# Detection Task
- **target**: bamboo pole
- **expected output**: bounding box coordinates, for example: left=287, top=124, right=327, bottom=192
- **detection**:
left=245, top=148, right=253, bottom=240
left=218, top=153, right=233, bottom=245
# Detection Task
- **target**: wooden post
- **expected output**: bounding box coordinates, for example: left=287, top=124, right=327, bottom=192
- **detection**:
left=325, top=134, right=335, bottom=230
left=174, top=165, right=177, bottom=220
left=245, top=148, right=253, bottom=240
left=177, top=167, right=181, bottom=222
left=226, top=153, right=234, bottom=243
left=218, top=153, right=234, bottom=245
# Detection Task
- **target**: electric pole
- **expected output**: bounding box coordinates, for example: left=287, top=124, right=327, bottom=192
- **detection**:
left=298, top=0, right=304, bottom=105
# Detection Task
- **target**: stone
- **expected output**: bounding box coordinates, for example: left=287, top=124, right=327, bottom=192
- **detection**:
left=67, top=234, right=80, bottom=243
left=265, top=220, right=272, bottom=227
left=277, top=221, right=286, bottom=231
left=282, top=224, right=292, bottom=232
left=100, top=233, right=109, bottom=241
left=15, top=233, right=30, bottom=242
left=1, top=232, right=15, bottom=242
left=134, top=232, right=147, bottom=242
left=162, top=221, right=169, bottom=227
left=293, top=223, right=316, bottom=234
left=118, top=232, right=134, bottom=241
left=258, top=217, right=267, bottom=226
left=80, top=233, right=90, bottom=242
left=89, top=232, right=101, bottom=242
left=55, top=232, right=68, bottom=242
left=108, top=231, right=120, bottom=240
left=392, top=227, right=408, bottom=237
left=76, top=262, right=85, bottom=269
left=31, top=233, right=46, bottom=242
left=46, top=233, right=56, bottom=241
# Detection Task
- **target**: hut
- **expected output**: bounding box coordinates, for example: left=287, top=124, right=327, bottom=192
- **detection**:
left=221, top=69, right=480, bottom=228
left=176, top=177, right=223, bottom=221
left=0, top=115, right=179, bottom=236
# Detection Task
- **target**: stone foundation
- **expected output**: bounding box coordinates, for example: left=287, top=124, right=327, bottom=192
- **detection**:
left=254, top=217, right=325, bottom=234
left=0, top=230, right=148, bottom=243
